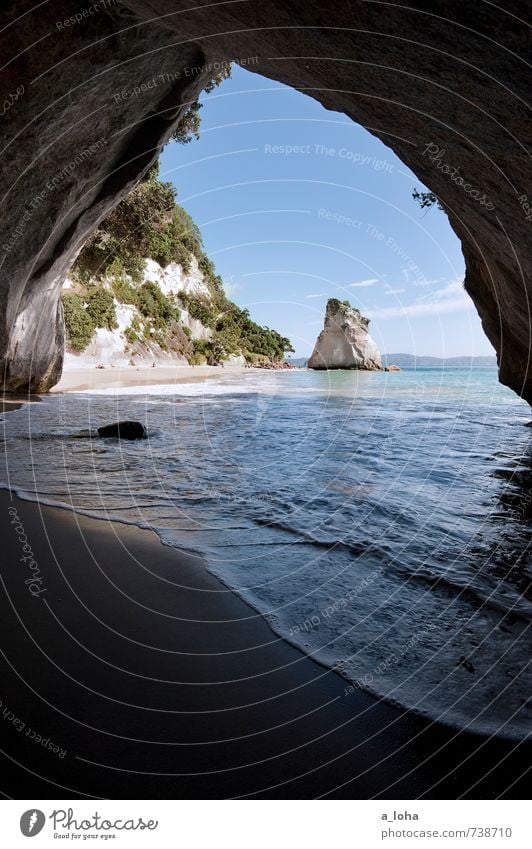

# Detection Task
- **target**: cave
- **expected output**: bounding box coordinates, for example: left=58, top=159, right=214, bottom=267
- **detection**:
left=0, top=1, right=530, bottom=402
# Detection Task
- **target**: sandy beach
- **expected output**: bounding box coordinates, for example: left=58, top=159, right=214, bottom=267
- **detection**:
left=52, top=364, right=256, bottom=393
left=1, top=486, right=530, bottom=799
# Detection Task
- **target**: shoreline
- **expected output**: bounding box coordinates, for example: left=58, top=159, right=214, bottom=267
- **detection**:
left=52, top=364, right=262, bottom=393
left=1, top=488, right=530, bottom=799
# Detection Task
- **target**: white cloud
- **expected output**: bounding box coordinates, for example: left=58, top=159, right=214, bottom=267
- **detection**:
left=348, top=278, right=378, bottom=288
left=369, top=277, right=472, bottom=319
left=431, top=279, right=464, bottom=300
left=385, top=287, right=405, bottom=295
left=411, top=276, right=444, bottom=288
left=305, top=293, right=327, bottom=299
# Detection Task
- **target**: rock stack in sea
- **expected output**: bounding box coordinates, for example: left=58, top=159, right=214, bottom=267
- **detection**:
left=308, top=299, right=382, bottom=370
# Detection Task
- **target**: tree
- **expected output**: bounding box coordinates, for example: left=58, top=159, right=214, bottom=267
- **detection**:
left=74, top=164, right=178, bottom=281
left=85, top=286, right=117, bottom=330
left=62, top=293, right=95, bottom=351
left=171, top=66, right=232, bottom=144
left=67, top=62, right=296, bottom=362
left=136, top=281, right=180, bottom=330
left=412, top=188, right=443, bottom=211
left=73, top=64, right=233, bottom=281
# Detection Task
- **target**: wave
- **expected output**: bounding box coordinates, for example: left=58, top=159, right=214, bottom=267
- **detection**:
left=2, top=370, right=531, bottom=740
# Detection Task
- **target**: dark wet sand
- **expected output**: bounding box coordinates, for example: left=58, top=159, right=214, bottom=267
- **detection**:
left=0, top=490, right=529, bottom=799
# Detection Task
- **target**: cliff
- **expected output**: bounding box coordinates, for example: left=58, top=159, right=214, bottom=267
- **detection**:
left=308, top=299, right=382, bottom=371
left=62, top=257, right=222, bottom=369
left=60, top=168, right=293, bottom=368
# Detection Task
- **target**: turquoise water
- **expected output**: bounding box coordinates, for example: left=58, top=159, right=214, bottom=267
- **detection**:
left=2, top=367, right=531, bottom=738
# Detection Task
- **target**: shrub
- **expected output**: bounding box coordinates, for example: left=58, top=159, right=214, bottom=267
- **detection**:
left=72, top=166, right=212, bottom=283
left=198, top=253, right=216, bottom=282
left=412, top=188, right=443, bottom=210
left=124, top=315, right=142, bottom=346
left=135, top=281, right=180, bottom=331
left=170, top=65, right=231, bottom=145
left=62, top=293, right=95, bottom=351
left=111, top=276, right=137, bottom=305
left=190, top=338, right=214, bottom=365
left=69, top=138, right=296, bottom=361
left=149, top=231, right=191, bottom=271
left=85, top=286, right=117, bottom=330
left=181, top=293, right=215, bottom=328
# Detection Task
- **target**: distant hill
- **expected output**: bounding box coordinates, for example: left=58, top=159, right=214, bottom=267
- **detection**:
left=286, top=354, right=497, bottom=369
left=285, top=356, right=309, bottom=367
left=382, top=354, right=497, bottom=368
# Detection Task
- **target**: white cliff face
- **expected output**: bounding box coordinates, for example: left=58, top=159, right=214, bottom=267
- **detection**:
left=179, top=309, right=213, bottom=342
left=143, top=258, right=213, bottom=342
left=63, top=258, right=213, bottom=368
left=308, top=300, right=382, bottom=370
left=143, top=256, right=211, bottom=300
left=64, top=301, right=137, bottom=368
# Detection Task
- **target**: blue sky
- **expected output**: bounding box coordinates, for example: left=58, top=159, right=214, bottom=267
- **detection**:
left=160, top=67, right=494, bottom=359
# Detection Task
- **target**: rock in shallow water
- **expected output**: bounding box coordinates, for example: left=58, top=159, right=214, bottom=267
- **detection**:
left=308, top=299, right=382, bottom=370
left=97, top=421, right=147, bottom=440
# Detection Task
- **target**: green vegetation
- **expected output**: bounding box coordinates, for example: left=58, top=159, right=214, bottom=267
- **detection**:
left=64, top=166, right=294, bottom=361
left=178, top=292, right=215, bottom=328
left=63, top=65, right=293, bottom=362
left=62, top=286, right=117, bottom=352
left=111, top=274, right=137, bottom=305
left=124, top=315, right=142, bottom=346
left=328, top=297, right=357, bottom=312
left=213, top=302, right=293, bottom=362
left=189, top=338, right=212, bottom=366
left=85, top=287, right=117, bottom=330
left=64, top=164, right=215, bottom=354
left=412, top=188, right=443, bottom=211
left=71, top=163, right=223, bottom=291
left=136, top=282, right=180, bottom=329
left=71, top=165, right=189, bottom=283
left=171, top=66, right=231, bottom=145
left=135, top=282, right=181, bottom=347
left=62, top=293, right=96, bottom=352
left=71, top=66, right=233, bottom=282
left=178, top=292, right=293, bottom=362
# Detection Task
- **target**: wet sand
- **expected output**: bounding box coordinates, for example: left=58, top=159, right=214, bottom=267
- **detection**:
left=0, top=489, right=530, bottom=799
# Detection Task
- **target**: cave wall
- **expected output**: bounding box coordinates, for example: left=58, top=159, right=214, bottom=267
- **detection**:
left=0, top=0, right=212, bottom=390
left=0, top=0, right=530, bottom=399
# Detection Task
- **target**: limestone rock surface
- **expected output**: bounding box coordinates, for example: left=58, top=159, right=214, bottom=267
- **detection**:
left=308, top=300, right=382, bottom=370
left=0, top=1, right=530, bottom=401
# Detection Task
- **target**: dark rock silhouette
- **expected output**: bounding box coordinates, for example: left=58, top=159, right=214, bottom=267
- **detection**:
left=456, top=656, right=475, bottom=674
left=97, top=421, right=147, bottom=440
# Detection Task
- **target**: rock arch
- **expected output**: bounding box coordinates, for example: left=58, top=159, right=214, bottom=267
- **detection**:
left=1, top=0, right=530, bottom=400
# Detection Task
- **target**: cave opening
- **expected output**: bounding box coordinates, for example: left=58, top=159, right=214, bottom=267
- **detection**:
left=156, top=65, right=489, bottom=369
left=57, top=64, right=491, bottom=378
left=1, top=3, right=530, bottom=400
left=1, top=1, right=531, bottom=802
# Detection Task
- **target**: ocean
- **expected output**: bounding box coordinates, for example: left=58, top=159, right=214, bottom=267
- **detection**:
left=2, top=367, right=531, bottom=739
